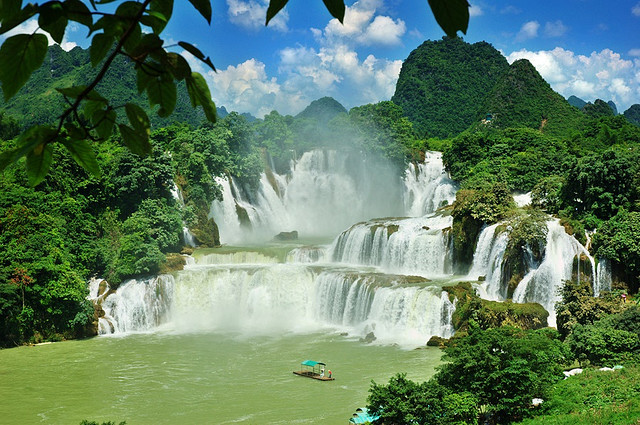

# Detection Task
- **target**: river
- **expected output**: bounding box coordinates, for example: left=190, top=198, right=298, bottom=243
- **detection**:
left=0, top=331, right=441, bottom=424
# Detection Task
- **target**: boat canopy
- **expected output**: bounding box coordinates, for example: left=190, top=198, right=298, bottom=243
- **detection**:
left=301, top=360, right=326, bottom=367
left=349, top=407, right=380, bottom=424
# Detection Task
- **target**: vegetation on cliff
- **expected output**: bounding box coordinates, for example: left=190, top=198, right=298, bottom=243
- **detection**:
left=392, top=37, right=509, bottom=138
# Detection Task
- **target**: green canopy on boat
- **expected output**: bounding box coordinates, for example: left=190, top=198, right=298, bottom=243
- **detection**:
left=349, top=407, right=380, bottom=424
left=301, top=360, right=325, bottom=367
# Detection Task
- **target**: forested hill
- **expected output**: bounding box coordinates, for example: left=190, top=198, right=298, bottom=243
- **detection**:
left=391, top=37, right=510, bottom=138
left=479, top=59, right=585, bottom=136
left=295, top=96, right=347, bottom=124
left=0, top=45, right=229, bottom=129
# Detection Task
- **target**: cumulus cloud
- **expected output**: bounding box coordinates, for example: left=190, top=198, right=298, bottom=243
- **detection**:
left=633, top=2, right=640, bottom=16
left=321, top=0, right=406, bottom=46
left=227, top=0, right=288, bottom=32
left=203, top=0, right=407, bottom=117
left=469, top=4, right=483, bottom=17
left=544, top=20, right=568, bottom=38
left=0, top=19, right=77, bottom=51
left=516, top=21, right=540, bottom=41
left=506, top=47, right=639, bottom=111
left=629, top=48, right=640, bottom=57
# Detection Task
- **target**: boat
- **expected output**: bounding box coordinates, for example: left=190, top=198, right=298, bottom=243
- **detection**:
left=293, top=360, right=335, bottom=381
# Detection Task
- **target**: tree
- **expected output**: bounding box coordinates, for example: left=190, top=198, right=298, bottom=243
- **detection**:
left=0, top=0, right=469, bottom=185
left=436, top=324, right=569, bottom=423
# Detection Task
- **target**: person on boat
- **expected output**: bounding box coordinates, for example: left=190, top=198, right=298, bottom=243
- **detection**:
left=328, top=370, right=332, bottom=378
left=320, top=367, right=325, bottom=377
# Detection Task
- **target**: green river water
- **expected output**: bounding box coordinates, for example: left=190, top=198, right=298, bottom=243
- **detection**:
left=0, top=331, right=442, bottom=424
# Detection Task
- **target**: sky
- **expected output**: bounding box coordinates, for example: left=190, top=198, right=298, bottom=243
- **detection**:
left=3, top=0, right=640, bottom=117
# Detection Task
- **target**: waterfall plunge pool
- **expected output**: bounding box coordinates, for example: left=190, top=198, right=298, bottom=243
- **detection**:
left=0, top=331, right=442, bottom=424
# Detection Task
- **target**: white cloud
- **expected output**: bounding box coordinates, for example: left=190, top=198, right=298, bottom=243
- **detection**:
left=500, top=5, right=521, bottom=15
left=629, top=48, right=640, bottom=57
left=632, top=2, right=640, bottom=16
left=506, top=47, right=639, bottom=111
left=0, top=19, right=77, bottom=51
left=205, top=0, right=406, bottom=117
left=226, top=0, right=288, bottom=32
left=544, top=20, right=568, bottom=38
left=516, top=21, right=540, bottom=41
left=469, top=4, right=483, bottom=17
left=321, top=0, right=406, bottom=47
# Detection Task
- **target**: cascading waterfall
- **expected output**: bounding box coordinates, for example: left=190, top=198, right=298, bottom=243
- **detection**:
left=404, top=152, right=457, bottom=216
left=92, top=146, right=617, bottom=345
left=468, top=223, right=509, bottom=300
left=99, top=275, right=174, bottom=334
left=595, top=258, right=612, bottom=297
left=510, top=221, right=595, bottom=324
left=211, top=150, right=405, bottom=244
left=330, top=215, right=453, bottom=276
left=170, top=184, right=198, bottom=246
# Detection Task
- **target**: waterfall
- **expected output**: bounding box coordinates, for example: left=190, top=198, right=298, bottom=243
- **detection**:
left=469, top=224, right=509, bottom=300
left=511, top=220, right=595, bottom=325
left=286, top=246, right=327, bottom=263
left=99, top=275, right=174, bottom=334
left=404, top=152, right=457, bottom=216
left=170, top=184, right=198, bottom=246
left=595, top=258, right=612, bottom=296
left=330, top=214, right=453, bottom=276
left=97, top=262, right=455, bottom=347
left=210, top=150, right=405, bottom=244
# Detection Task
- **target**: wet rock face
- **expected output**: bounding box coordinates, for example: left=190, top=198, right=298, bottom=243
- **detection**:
left=274, top=230, right=298, bottom=241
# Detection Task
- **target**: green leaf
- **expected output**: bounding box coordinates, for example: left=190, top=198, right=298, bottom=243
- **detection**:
left=0, top=0, right=22, bottom=23
left=0, top=34, right=48, bottom=101
left=39, top=1, right=68, bottom=44
left=91, top=108, right=117, bottom=140
left=186, top=0, right=211, bottom=24
left=63, top=0, right=93, bottom=28
left=178, top=41, right=215, bottom=71
left=164, top=52, right=191, bottom=80
left=150, top=0, right=174, bottom=25
left=118, top=124, right=152, bottom=156
left=90, top=33, right=115, bottom=66
left=128, top=33, right=163, bottom=58
left=0, top=3, right=38, bottom=36
left=428, top=0, right=470, bottom=37
left=186, top=72, right=216, bottom=123
left=61, top=138, right=101, bottom=177
left=125, top=103, right=151, bottom=135
left=321, top=0, right=345, bottom=23
left=147, top=76, right=177, bottom=117
left=0, top=125, right=55, bottom=172
left=26, top=143, right=54, bottom=186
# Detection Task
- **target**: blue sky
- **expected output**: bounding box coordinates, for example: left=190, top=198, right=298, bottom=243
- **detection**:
left=4, top=1, right=640, bottom=117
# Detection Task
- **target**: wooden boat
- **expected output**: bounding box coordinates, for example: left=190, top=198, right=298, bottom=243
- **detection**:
left=293, top=360, right=335, bottom=381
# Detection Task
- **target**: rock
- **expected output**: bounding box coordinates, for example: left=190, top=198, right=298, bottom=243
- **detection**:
left=426, top=335, right=448, bottom=348
left=422, top=226, right=430, bottom=231
left=563, top=368, right=583, bottom=378
left=599, top=367, right=614, bottom=372
left=478, top=275, right=486, bottom=282
left=360, top=332, right=376, bottom=344
left=274, top=230, right=298, bottom=241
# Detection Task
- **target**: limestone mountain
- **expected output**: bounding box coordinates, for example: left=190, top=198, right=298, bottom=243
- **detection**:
left=624, top=104, right=640, bottom=126
left=478, top=59, right=584, bottom=136
left=567, top=95, right=587, bottom=109
left=296, top=96, right=347, bottom=125
left=392, top=37, right=510, bottom=139
left=583, top=99, right=616, bottom=118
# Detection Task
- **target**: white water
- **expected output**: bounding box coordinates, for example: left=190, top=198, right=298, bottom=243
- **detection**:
left=170, top=184, right=198, bottom=246
left=330, top=214, right=453, bottom=277
left=404, top=152, right=457, bottom=216
left=94, top=148, right=614, bottom=343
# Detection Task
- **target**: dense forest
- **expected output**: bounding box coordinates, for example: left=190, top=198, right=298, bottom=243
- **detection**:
left=2, top=37, right=640, bottom=424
